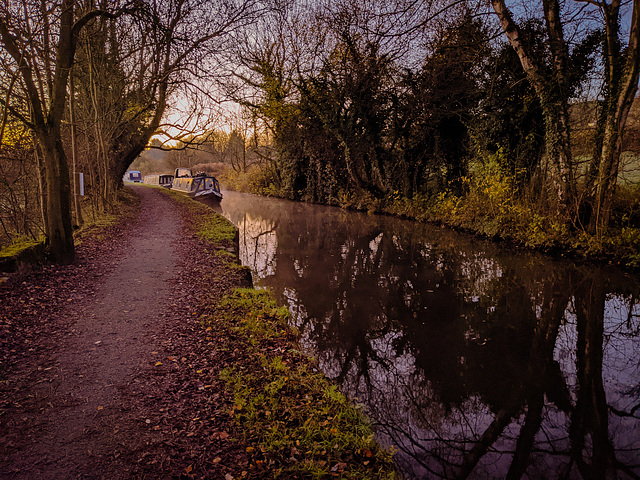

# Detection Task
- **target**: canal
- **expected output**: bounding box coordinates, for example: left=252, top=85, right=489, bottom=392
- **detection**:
left=212, top=189, right=640, bottom=479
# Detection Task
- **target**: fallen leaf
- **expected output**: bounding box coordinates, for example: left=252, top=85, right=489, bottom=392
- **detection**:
left=331, top=462, right=347, bottom=472
left=185, top=465, right=193, bottom=474
left=155, top=362, right=163, bottom=366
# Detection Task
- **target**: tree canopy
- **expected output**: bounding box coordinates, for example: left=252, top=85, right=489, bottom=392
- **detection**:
left=1, top=0, right=639, bottom=259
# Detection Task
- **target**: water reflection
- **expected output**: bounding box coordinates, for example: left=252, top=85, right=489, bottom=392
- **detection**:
left=218, top=190, right=640, bottom=479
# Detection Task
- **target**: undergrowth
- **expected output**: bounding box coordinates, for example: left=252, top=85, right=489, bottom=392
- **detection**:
left=74, top=188, right=140, bottom=246
left=0, top=188, right=140, bottom=261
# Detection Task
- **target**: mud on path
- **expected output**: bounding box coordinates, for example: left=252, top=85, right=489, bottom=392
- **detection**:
left=0, top=187, right=247, bottom=479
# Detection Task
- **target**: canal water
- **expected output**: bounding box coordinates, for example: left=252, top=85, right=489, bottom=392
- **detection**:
left=212, top=190, right=640, bottom=479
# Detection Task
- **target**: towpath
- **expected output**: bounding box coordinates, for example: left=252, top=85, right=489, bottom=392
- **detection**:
left=0, top=187, right=246, bottom=479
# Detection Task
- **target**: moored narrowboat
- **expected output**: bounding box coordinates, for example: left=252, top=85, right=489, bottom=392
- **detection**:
left=143, top=174, right=174, bottom=188
left=123, top=170, right=142, bottom=183
left=171, top=169, right=223, bottom=200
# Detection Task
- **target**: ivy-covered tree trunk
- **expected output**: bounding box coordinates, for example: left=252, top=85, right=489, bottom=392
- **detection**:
left=491, top=0, right=576, bottom=219
left=540, top=98, right=576, bottom=214
left=589, top=110, right=627, bottom=233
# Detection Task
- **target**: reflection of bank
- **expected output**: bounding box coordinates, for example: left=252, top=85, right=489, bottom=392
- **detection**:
left=235, top=212, right=278, bottom=279
left=218, top=190, right=640, bottom=479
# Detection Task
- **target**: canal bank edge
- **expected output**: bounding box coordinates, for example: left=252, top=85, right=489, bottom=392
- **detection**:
left=158, top=187, right=398, bottom=479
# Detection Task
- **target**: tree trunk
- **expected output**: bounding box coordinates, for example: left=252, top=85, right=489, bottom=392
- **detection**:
left=541, top=99, right=576, bottom=214
left=589, top=118, right=624, bottom=233
left=69, top=75, right=83, bottom=227
left=587, top=0, right=640, bottom=234
left=39, top=130, right=74, bottom=263
left=491, top=0, right=576, bottom=218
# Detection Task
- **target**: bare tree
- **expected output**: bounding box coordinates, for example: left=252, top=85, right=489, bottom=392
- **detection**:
left=0, top=0, right=261, bottom=261
left=0, top=0, right=121, bottom=262
left=71, top=0, right=259, bottom=209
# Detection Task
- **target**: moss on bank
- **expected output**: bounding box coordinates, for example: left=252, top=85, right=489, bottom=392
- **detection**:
left=163, top=189, right=237, bottom=247
left=0, top=239, right=42, bottom=260
left=156, top=187, right=397, bottom=478
left=213, top=289, right=394, bottom=479
left=0, top=239, right=46, bottom=273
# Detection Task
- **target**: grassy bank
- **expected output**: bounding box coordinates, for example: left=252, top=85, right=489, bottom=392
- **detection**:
left=221, top=166, right=640, bottom=271
left=160, top=187, right=397, bottom=479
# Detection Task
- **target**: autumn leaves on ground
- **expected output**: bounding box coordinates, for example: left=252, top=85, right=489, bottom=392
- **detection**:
left=0, top=186, right=395, bottom=480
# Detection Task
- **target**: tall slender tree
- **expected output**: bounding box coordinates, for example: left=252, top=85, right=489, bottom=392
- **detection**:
left=491, top=0, right=578, bottom=218
left=583, top=0, right=640, bottom=234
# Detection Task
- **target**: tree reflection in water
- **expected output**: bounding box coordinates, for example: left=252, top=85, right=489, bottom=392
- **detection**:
left=219, top=191, right=640, bottom=479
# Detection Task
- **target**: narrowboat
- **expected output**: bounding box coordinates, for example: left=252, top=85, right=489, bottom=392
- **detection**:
left=143, top=173, right=174, bottom=188
left=171, top=168, right=223, bottom=200
left=123, top=170, right=142, bottom=183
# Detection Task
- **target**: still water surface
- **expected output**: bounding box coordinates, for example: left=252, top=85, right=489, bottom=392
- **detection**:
left=212, top=190, right=640, bottom=479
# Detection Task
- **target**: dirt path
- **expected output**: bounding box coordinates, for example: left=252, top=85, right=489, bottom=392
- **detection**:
left=0, top=187, right=244, bottom=479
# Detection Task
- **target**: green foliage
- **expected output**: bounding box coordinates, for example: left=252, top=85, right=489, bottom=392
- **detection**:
left=394, top=12, right=489, bottom=197
left=469, top=22, right=546, bottom=187
left=220, top=166, right=281, bottom=198
left=427, top=160, right=572, bottom=247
